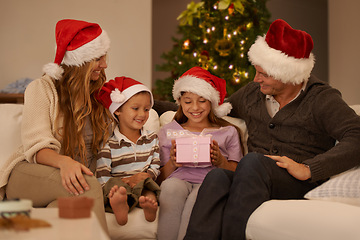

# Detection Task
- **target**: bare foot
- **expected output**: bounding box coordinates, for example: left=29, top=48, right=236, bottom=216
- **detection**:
left=109, top=186, right=129, bottom=225
left=139, top=196, right=158, bottom=222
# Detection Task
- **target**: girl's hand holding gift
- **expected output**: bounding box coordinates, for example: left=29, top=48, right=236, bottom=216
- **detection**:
left=210, top=140, right=226, bottom=167
left=170, top=139, right=183, bottom=168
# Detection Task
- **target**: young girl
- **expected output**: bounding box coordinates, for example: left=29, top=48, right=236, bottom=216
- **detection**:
left=156, top=66, right=243, bottom=240
left=5, top=19, right=111, bottom=233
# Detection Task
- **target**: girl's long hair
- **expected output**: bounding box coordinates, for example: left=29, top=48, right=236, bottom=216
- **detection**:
left=54, top=60, right=113, bottom=164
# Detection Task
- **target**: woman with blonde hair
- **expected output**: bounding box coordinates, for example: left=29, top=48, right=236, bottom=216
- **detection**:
left=3, top=19, right=112, bottom=233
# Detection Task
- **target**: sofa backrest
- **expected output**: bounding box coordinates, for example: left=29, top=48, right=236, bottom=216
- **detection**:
left=2, top=104, right=360, bottom=162
left=0, top=104, right=23, bottom=161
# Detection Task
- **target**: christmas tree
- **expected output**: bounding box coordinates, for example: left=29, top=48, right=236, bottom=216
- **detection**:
left=154, top=0, right=271, bottom=101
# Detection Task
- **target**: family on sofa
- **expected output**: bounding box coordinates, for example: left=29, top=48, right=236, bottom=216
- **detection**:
left=1, top=17, right=360, bottom=240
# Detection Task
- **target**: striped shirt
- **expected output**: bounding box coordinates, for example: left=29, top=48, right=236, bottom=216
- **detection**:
left=96, top=126, right=161, bottom=186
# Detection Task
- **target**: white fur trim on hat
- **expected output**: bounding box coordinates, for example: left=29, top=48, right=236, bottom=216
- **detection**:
left=248, top=35, right=315, bottom=85
left=173, top=75, right=231, bottom=117
left=109, top=84, right=153, bottom=116
left=42, top=63, right=64, bottom=80
left=62, top=30, right=110, bottom=66
left=214, top=102, right=232, bottom=118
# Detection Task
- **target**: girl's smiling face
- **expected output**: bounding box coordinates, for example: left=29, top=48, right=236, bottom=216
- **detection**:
left=179, top=92, right=212, bottom=126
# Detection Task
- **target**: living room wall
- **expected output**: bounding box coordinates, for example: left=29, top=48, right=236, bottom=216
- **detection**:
left=0, top=0, right=152, bottom=89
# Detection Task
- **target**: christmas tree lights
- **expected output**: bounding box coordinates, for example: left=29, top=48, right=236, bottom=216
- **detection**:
left=155, top=0, right=270, bottom=100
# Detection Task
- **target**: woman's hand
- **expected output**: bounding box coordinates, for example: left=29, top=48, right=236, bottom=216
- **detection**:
left=58, top=156, right=93, bottom=195
left=265, top=155, right=312, bottom=181
left=122, top=172, right=151, bottom=188
left=36, top=148, right=93, bottom=196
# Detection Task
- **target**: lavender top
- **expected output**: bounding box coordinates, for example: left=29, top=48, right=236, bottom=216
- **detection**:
left=158, top=120, right=243, bottom=183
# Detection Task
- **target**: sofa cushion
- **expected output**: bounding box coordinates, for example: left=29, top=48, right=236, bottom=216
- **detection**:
left=0, top=104, right=23, bottom=161
left=246, top=199, right=360, bottom=240
left=143, top=109, right=160, bottom=134
left=106, top=208, right=157, bottom=240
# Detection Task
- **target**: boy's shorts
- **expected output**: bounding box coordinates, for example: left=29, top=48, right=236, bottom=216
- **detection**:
left=103, top=177, right=161, bottom=213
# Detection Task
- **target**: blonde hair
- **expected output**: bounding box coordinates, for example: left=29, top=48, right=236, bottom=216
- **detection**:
left=54, top=60, right=113, bottom=164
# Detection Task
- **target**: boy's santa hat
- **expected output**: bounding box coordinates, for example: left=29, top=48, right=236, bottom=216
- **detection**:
left=95, top=77, right=153, bottom=118
left=248, top=19, right=315, bottom=85
left=43, top=19, right=110, bottom=80
left=172, top=66, right=232, bottom=118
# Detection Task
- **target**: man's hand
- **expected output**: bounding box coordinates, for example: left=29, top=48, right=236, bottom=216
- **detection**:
left=265, top=155, right=311, bottom=181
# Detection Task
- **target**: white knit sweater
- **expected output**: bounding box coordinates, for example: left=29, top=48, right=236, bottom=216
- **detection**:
left=0, top=75, right=62, bottom=199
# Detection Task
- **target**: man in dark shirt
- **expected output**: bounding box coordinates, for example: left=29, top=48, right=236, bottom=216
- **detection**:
left=184, top=19, right=360, bottom=240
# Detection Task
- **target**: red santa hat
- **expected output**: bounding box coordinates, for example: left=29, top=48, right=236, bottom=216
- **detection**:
left=43, top=19, right=110, bottom=80
left=172, top=66, right=232, bottom=118
left=248, top=19, right=315, bottom=85
left=95, top=77, right=153, bottom=118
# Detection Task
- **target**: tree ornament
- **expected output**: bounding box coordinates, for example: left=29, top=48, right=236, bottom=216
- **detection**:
left=198, top=50, right=210, bottom=70
left=215, top=38, right=234, bottom=57
left=232, top=71, right=241, bottom=84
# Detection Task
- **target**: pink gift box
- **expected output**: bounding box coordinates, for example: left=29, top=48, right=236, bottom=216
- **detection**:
left=176, top=135, right=212, bottom=167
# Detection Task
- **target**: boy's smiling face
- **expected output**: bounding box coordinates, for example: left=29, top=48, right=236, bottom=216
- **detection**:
left=114, top=92, right=151, bottom=134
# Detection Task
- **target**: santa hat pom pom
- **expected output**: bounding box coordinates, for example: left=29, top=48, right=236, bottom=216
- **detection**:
left=214, top=102, right=232, bottom=118
left=110, top=88, right=126, bottom=103
left=42, top=63, right=64, bottom=80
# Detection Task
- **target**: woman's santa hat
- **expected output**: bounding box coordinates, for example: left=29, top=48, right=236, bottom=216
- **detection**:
left=248, top=19, right=315, bottom=85
left=172, top=66, right=232, bottom=118
left=43, top=19, right=110, bottom=80
left=95, top=77, right=153, bottom=118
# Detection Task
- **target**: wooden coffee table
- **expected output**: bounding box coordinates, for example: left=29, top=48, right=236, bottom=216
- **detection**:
left=0, top=208, right=109, bottom=240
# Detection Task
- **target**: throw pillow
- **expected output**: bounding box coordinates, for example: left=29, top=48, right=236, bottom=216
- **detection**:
left=304, top=167, right=360, bottom=207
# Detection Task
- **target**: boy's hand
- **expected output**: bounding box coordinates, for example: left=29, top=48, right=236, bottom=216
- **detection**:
left=122, top=172, right=151, bottom=188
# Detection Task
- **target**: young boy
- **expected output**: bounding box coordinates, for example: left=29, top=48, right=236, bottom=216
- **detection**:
left=95, top=76, right=160, bottom=225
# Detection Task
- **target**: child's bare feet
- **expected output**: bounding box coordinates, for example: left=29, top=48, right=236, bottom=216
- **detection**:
left=109, top=186, right=129, bottom=225
left=139, top=196, right=158, bottom=222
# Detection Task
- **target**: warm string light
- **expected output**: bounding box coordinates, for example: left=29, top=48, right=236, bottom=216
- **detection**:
left=183, top=39, right=190, bottom=48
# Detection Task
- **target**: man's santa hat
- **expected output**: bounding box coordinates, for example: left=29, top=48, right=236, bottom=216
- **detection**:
left=43, top=19, right=110, bottom=80
left=95, top=77, right=153, bottom=118
left=248, top=19, right=315, bottom=85
left=172, top=66, right=232, bottom=118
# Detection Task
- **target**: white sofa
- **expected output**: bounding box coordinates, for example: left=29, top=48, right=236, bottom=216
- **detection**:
left=2, top=103, right=360, bottom=240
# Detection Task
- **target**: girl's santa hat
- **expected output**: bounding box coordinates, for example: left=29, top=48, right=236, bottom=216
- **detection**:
left=248, top=19, right=315, bottom=85
left=172, top=66, right=232, bottom=118
left=43, top=19, right=110, bottom=80
left=95, top=77, right=153, bottom=118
